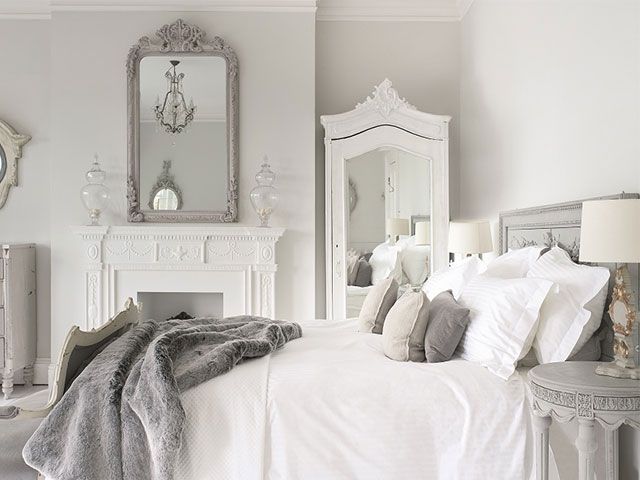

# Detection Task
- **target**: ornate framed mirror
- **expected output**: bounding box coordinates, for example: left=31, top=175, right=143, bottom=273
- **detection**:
left=0, top=120, right=31, bottom=209
left=148, top=160, right=182, bottom=210
left=126, top=19, right=239, bottom=222
left=321, top=80, right=450, bottom=320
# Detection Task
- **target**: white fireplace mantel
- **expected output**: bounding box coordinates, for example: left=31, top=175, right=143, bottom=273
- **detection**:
left=74, top=225, right=285, bottom=329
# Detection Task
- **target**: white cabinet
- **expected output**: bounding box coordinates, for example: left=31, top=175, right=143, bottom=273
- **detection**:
left=1, top=243, right=36, bottom=400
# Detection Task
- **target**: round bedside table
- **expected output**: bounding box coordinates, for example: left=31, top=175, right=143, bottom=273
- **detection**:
left=528, top=361, right=640, bottom=480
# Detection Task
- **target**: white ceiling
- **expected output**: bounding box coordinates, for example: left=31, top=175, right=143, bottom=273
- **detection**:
left=0, top=0, right=474, bottom=20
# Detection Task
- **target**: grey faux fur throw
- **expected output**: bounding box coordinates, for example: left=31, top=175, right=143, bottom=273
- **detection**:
left=23, top=316, right=302, bottom=480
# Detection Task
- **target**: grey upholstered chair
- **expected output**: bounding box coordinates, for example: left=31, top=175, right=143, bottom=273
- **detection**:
left=0, top=299, right=140, bottom=479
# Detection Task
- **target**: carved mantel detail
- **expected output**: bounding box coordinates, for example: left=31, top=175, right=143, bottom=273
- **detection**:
left=74, top=225, right=284, bottom=328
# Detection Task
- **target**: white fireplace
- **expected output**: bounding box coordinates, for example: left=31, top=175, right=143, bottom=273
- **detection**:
left=74, top=225, right=285, bottom=329
left=137, top=292, right=223, bottom=320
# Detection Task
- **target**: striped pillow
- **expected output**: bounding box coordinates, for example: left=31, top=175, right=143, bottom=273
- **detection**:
left=527, top=247, right=610, bottom=364
left=457, top=275, right=554, bottom=380
left=484, top=246, right=545, bottom=279
left=422, top=256, right=486, bottom=301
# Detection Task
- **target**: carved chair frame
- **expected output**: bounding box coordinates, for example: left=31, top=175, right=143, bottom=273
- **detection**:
left=127, top=19, right=239, bottom=223
left=1, top=299, right=140, bottom=421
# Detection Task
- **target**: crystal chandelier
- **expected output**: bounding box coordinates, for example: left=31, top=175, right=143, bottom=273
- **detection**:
left=153, top=60, right=196, bottom=134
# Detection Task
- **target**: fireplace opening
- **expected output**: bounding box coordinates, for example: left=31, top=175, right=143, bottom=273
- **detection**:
left=137, top=292, right=224, bottom=321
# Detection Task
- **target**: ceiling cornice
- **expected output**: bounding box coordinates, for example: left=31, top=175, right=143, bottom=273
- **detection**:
left=0, top=0, right=315, bottom=18
left=0, top=0, right=476, bottom=20
left=318, top=1, right=449, bottom=22
left=458, top=0, right=474, bottom=19
left=316, top=0, right=476, bottom=21
left=0, top=1, right=51, bottom=19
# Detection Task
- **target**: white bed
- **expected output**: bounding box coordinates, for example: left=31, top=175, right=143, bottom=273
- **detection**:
left=176, top=318, right=539, bottom=480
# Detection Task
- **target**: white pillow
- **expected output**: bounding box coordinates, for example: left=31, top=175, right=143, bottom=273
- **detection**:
left=457, top=275, right=554, bottom=380
left=370, top=242, right=402, bottom=285
left=422, top=256, right=486, bottom=300
left=484, top=246, right=545, bottom=279
left=401, top=245, right=430, bottom=285
left=527, top=247, right=610, bottom=363
left=395, top=235, right=415, bottom=250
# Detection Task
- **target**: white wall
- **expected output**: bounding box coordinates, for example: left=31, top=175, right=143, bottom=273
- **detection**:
left=0, top=20, right=51, bottom=369
left=48, top=11, right=315, bottom=359
left=459, top=0, right=640, bottom=223
left=459, top=1, right=640, bottom=477
left=316, top=20, right=460, bottom=315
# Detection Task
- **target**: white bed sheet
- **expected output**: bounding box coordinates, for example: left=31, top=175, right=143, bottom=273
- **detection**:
left=176, top=318, right=540, bottom=480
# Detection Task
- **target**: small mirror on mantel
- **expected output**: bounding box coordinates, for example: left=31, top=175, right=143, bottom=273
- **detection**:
left=127, top=19, right=239, bottom=223
left=148, top=160, right=182, bottom=211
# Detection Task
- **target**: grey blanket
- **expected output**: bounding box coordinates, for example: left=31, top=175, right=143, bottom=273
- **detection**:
left=23, top=316, right=302, bottom=480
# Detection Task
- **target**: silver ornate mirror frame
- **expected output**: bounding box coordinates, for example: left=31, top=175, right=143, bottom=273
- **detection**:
left=0, top=119, right=31, bottom=209
left=148, top=160, right=183, bottom=210
left=126, top=19, right=239, bottom=223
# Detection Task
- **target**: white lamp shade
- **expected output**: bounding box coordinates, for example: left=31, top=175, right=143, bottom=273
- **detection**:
left=579, top=199, right=640, bottom=263
left=415, top=221, right=431, bottom=245
left=386, top=217, right=410, bottom=236
left=448, top=220, right=493, bottom=254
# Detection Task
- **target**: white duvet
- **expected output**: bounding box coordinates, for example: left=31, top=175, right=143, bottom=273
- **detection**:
left=175, top=318, right=537, bottom=480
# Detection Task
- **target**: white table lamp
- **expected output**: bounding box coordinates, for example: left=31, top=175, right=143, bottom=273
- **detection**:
left=580, top=198, right=640, bottom=379
left=415, top=221, right=431, bottom=246
left=386, top=217, right=410, bottom=244
left=448, top=220, right=493, bottom=258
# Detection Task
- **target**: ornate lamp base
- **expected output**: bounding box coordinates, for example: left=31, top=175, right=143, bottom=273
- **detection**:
left=596, top=264, right=640, bottom=380
left=596, top=362, right=640, bottom=380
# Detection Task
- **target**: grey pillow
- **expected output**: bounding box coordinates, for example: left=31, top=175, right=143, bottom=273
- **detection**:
left=347, top=253, right=360, bottom=286
left=353, top=259, right=372, bottom=287
left=360, top=252, right=373, bottom=262
left=569, top=332, right=602, bottom=361
left=424, top=290, right=470, bottom=363
left=382, top=290, right=431, bottom=362
left=519, top=332, right=603, bottom=368
left=358, top=278, right=398, bottom=334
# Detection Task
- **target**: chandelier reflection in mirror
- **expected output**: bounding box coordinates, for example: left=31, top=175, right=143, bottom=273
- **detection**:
left=153, top=60, right=197, bottom=134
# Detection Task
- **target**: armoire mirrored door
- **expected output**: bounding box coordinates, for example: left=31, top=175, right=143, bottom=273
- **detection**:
left=322, top=80, right=450, bottom=320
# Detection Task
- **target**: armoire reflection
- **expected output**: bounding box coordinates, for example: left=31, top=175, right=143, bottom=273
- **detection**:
left=345, top=147, right=432, bottom=317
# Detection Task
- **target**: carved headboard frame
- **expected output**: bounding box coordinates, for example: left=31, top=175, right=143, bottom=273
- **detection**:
left=498, top=193, right=640, bottom=363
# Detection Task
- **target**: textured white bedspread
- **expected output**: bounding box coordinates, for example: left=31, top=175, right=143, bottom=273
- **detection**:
left=175, top=318, right=536, bottom=480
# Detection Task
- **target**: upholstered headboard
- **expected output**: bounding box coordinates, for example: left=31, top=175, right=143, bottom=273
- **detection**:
left=498, top=193, right=640, bottom=363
